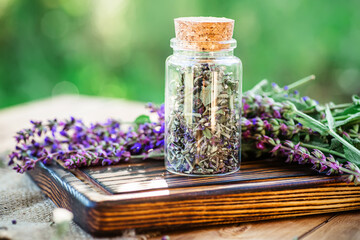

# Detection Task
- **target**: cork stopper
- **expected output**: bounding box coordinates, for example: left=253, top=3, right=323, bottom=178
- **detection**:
left=174, top=17, right=234, bottom=51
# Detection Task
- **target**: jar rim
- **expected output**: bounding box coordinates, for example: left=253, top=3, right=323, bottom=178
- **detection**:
left=170, top=38, right=237, bottom=51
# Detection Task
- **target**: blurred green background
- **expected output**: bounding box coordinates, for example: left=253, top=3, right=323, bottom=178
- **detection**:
left=1, top=0, right=360, bottom=109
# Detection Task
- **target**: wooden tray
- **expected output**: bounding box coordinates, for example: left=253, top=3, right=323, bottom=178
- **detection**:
left=27, top=158, right=360, bottom=236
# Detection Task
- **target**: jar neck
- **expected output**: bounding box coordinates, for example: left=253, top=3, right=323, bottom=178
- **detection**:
left=170, top=38, right=236, bottom=58
left=173, top=49, right=234, bottom=58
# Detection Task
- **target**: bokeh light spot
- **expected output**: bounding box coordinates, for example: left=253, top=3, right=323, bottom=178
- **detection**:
left=337, top=69, right=360, bottom=95
left=52, top=81, right=79, bottom=96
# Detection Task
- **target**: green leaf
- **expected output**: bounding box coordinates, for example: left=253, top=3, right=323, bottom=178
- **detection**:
left=333, top=98, right=360, bottom=117
left=334, top=112, right=360, bottom=128
left=307, top=140, right=330, bottom=149
left=216, top=109, right=224, bottom=115
left=329, top=139, right=344, bottom=153
left=353, top=95, right=360, bottom=105
left=202, top=84, right=212, bottom=106
left=344, top=147, right=360, bottom=166
left=348, top=138, right=360, bottom=150
left=325, top=105, right=335, bottom=130
left=203, top=128, right=212, bottom=139
left=286, top=101, right=328, bottom=135
left=294, top=117, right=328, bottom=135
left=134, top=115, right=151, bottom=125
left=292, top=135, right=300, bottom=143
left=334, top=105, right=360, bottom=117
left=327, top=127, right=360, bottom=163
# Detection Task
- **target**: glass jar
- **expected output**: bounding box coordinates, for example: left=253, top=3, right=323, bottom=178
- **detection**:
left=165, top=17, right=242, bottom=176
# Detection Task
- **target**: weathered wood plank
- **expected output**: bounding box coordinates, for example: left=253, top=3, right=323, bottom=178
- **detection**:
left=154, top=214, right=334, bottom=240
left=302, top=211, right=360, bottom=240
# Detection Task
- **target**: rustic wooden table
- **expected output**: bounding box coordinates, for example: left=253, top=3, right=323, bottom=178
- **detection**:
left=1, top=95, right=359, bottom=240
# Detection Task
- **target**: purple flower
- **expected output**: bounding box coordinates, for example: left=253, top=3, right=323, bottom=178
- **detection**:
left=319, top=162, right=327, bottom=172
left=131, top=142, right=142, bottom=153
left=273, top=110, right=281, bottom=119
left=243, top=103, right=250, bottom=112
left=256, top=141, right=265, bottom=150
left=263, top=120, right=272, bottom=130
left=280, top=124, right=288, bottom=134
left=342, top=131, right=350, bottom=138
left=101, top=159, right=113, bottom=166
left=244, top=119, right=252, bottom=127
left=60, top=130, right=69, bottom=137
left=285, top=154, right=293, bottom=163
left=44, top=136, right=53, bottom=145
left=329, top=161, right=341, bottom=172
left=115, top=150, right=125, bottom=157
left=270, top=144, right=281, bottom=153
left=302, top=96, right=310, bottom=101
left=122, top=151, right=131, bottom=160
left=153, top=123, right=165, bottom=134
left=156, top=139, right=164, bottom=147
left=254, top=95, right=262, bottom=103
left=64, top=159, right=73, bottom=168
left=294, top=143, right=301, bottom=150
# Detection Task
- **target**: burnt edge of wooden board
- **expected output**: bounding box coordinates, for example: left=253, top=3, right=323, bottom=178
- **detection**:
left=27, top=161, right=360, bottom=237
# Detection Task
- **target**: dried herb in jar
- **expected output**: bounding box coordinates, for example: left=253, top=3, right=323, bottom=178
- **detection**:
left=166, top=63, right=240, bottom=175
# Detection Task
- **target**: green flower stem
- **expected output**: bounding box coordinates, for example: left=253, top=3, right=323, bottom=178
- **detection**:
left=299, top=142, right=346, bottom=159
left=130, top=153, right=164, bottom=159
left=329, top=103, right=353, bottom=110
left=303, top=103, right=352, bottom=114
left=325, top=105, right=360, bottom=157
left=287, top=75, right=315, bottom=91
left=248, top=79, right=268, bottom=94
left=321, top=115, right=349, bottom=123
left=339, top=167, right=360, bottom=176
left=120, top=121, right=137, bottom=125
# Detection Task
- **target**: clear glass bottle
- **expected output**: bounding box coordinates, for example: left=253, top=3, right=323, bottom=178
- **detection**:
left=165, top=17, right=242, bottom=176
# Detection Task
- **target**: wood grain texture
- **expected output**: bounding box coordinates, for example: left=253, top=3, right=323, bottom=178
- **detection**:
left=302, top=211, right=360, bottom=240
left=27, top=157, right=360, bottom=237
left=156, top=214, right=334, bottom=240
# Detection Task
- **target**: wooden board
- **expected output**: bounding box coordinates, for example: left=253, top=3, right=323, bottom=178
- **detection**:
left=27, top=158, right=360, bottom=237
